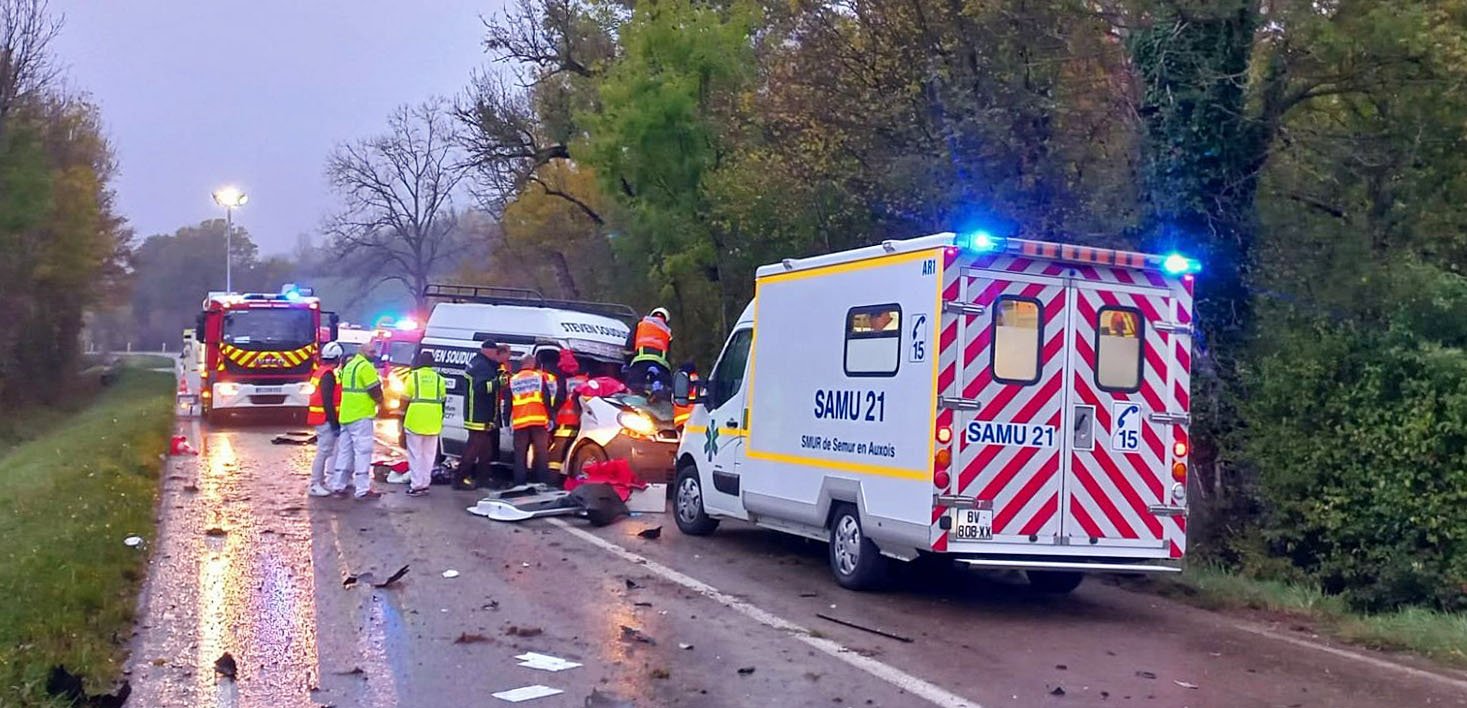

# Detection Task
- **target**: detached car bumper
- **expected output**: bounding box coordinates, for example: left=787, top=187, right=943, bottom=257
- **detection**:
left=602, top=434, right=678, bottom=484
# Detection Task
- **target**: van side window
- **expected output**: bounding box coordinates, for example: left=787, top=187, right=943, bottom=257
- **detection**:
left=1096, top=307, right=1143, bottom=392
left=844, top=304, right=901, bottom=377
left=708, top=329, right=753, bottom=408
left=991, top=297, right=1042, bottom=384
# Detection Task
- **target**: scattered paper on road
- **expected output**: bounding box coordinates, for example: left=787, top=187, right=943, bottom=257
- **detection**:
left=492, top=685, right=563, bottom=702
left=515, top=652, right=581, bottom=672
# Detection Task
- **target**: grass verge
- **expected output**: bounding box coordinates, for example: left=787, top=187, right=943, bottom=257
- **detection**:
left=1132, top=564, right=1467, bottom=669
left=0, top=368, right=174, bottom=705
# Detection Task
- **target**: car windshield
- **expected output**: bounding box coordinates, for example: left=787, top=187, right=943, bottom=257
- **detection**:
left=610, top=392, right=675, bottom=423
left=386, top=340, right=417, bottom=365
left=222, top=309, right=314, bottom=347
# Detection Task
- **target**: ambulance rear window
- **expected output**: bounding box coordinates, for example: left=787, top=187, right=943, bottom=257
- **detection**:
left=1096, top=307, right=1143, bottom=392
left=991, top=297, right=1042, bottom=384
left=845, top=305, right=902, bottom=378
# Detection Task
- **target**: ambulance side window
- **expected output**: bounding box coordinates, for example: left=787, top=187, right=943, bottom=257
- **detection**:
left=1096, top=307, right=1143, bottom=392
left=991, top=297, right=1042, bottom=384
left=708, top=329, right=753, bottom=408
left=844, top=304, right=902, bottom=378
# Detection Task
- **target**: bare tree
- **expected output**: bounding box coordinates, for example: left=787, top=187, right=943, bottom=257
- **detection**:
left=324, top=98, right=470, bottom=312
left=0, top=0, right=63, bottom=131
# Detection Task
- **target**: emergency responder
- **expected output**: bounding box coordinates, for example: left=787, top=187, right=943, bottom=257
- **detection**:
left=509, top=357, right=560, bottom=487
left=625, top=307, right=672, bottom=396
left=332, top=338, right=385, bottom=499
left=458, top=339, right=505, bottom=489
left=549, top=349, right=589, bottom=474
left=307, top=342, right=345, bottom=497
left=673, top=360, right=699, bottom=430
left=401, top=350, right=446, bottom=497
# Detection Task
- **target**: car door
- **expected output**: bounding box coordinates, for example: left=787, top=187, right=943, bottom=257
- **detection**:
left=699, top=328, right=753, bottom=516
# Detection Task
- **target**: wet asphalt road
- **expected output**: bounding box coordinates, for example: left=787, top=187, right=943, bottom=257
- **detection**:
left=124, top=419, right=1467, bottom=708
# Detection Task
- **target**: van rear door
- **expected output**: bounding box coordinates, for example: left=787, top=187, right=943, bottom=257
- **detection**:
left=952, top=265, right=1069, bottom=543
left=1061, top=273, right=1182, bottom=555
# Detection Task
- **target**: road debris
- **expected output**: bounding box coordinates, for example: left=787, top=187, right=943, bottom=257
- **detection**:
left=214, top=652, right=237, bottom=679
left=505, top=625, right=544, bottom=638
left=637, top=526, right=662, bottom=540
left=492, top=685, right=563, bottom=702
left=442, top=569, right=461, bottom=579
left=815, top=613, right=914, bottom=643
left=584, top=689, right=635, bottom=708
left=455, top=633, right=490, bottom=644
left=1050, top=686, right=1066, bottom=696
left=625, top=578, right=640, bottom=590
left=375, top=565, right=410, bottom=588
left=737, top=666, right=756, bottom=676
left=633, top=601, right=653, bottom=607
left=204, top=527, right=227, bottom=537
left=123, top=535, right=144, bottom=547
left=619, top=625, right=655, bottom=645
left=332, top=667, right=365, bottom=676
left=516, top=652, right=582, bottom=672
left=1174, top=680, right=1199, bottom=690
left=270, top=431, right=317, bottom=445
left=1135, top=671, right=1157, bottom=680
left=182, top=483, right=199, bottom=493
left=650, top=667, right=671, bottom=679
left=45, top=665, right=131, bottom=708
left=678, top=642, right=694, bottom=650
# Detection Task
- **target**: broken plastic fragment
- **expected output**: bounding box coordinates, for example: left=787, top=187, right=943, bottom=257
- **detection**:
left=516, top=652, right=582, bottom=672
left=123, top=536, right=144, bottom=547
left=442, top=569, right=460, bottom=579
left=492, top=685, right=563, bottom=702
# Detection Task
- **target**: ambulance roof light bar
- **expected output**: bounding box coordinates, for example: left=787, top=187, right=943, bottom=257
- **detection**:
left=952, top=232, right=1201, bottom=275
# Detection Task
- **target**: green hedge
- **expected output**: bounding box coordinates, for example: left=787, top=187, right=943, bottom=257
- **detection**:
left=1243, top=267, right=1467, bottom=612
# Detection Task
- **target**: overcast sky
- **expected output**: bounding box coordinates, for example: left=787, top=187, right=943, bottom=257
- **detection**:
left=51, top=0, right=501, bottom=255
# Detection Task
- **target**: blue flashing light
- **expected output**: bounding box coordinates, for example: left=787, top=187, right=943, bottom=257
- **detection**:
left=956, top=230, right=1005, bottom=253
left=1162, top=253, right=1201, bottom=276
left=283, top=288, right=302, bottom=302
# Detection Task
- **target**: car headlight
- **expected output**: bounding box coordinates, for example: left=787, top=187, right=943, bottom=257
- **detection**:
left=388, top=377, right=407, bottom=394
left=299, top=382, right=317, bottom=396
left=617, top=411, right=657, bottom=438
left=216, top=382, right=240, bottom=397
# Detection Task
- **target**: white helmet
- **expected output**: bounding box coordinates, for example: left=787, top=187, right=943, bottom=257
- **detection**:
left=650, top=307, right=670, bottom=321
left=321, top=341, right=344, bottom=361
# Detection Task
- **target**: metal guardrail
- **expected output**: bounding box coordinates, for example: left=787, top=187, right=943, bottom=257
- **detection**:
left=423, top=283, right=638, bottom=322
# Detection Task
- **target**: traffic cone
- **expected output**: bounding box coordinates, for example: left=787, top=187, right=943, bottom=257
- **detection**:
left=169, top=435, right=198, bottom=456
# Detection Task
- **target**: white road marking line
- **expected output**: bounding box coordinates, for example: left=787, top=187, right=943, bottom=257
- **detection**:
left=1230, top=622, right=1467, bottom=692
left=548, top=519, right=984, bottom=708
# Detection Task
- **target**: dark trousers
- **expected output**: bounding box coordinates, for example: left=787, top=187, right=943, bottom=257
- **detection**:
left=549, top=427, right=579, bottom=473
left=513, top=426, right=551, bottom=486
left=461, top=428, right=499, bottom=485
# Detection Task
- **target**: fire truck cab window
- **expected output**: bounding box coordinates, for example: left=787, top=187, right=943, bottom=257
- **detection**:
left=386, top=341, right=417, bottom=365
left=222, top=309, right=314, bottom=346
left=1096, top=307, right=1143, bottom=391
left=844, top=305, right=901, bottom=377
left=992, top=297, right=1041, bottom=384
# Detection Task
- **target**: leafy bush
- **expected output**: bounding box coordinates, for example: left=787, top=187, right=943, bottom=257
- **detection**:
left=1243, top=264, right=1467, bottom=612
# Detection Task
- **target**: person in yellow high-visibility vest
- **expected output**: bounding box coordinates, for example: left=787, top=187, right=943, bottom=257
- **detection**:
left=332, top=339, right=385, bottom=499
left=401, top=351, right=446, bottom=497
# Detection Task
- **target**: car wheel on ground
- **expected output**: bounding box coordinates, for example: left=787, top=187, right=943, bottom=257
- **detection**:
left=828, top=503, right=886, bottom=590
left=673, top=465, right=719, bottom=536
left=1026, top=570, right=1084, bottom=594
left=568, top=442, right=608, bottom=477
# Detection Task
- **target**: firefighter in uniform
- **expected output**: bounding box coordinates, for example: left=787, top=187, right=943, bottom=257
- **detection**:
left=673, top=361, right=699, bottom=430
left=307, top=342, right=345, bottom=497
left=401, top=350, right=446, bottom=497
left=550, top=349, right=589, bottom=475
left=333, top=339, right=384, bottom=499
left=509, top=357, right=560, bottom=487
left=458, top=339, right=505, bottom=489
left=625, top=307, right=672, bottom=396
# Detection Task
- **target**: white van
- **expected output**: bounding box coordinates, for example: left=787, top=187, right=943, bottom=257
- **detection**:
left=417, top=285, right=634, bottom=458
left=673, top=233, right=1199, bottom=592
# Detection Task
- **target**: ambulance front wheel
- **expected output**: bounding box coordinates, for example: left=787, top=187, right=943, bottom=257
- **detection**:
left=673, top=465, right=719, bottom=536
left=829, top=504, right=887, bottom=590
left=1026, top=570, right=1084, bottom=594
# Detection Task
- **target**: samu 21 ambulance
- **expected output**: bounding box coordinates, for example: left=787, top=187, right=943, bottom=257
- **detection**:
left=672, top=232, right=1199, bottom=593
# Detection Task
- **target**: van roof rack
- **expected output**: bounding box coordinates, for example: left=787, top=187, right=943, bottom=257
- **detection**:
left=424, top=283, right=637, bottom=322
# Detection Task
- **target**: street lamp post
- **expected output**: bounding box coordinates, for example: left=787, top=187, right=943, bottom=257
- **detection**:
left=212, top=187, right=248, bottom=292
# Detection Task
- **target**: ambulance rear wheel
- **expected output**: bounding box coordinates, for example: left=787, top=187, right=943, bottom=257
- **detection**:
left=673, top=465, right=719, bottom=536
left=1026, top=570, right=1084, bottom=594
left=829, top=504, right=887, bottom=590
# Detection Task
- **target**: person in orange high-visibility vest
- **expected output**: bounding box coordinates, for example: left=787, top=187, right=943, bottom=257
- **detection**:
left=550, top=349, right=590, bottom=475
left=509, top=356, right=560, bottom=487
left=673, top=361, right=698, bottom=430
left=624, top=308, right=672, bottom=397
left=306, top=342, right=345, bottom=498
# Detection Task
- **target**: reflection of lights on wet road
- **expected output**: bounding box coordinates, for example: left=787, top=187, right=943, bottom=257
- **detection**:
left=328, top=516, right=400, bottom=707
left=192, top=428, right=324, bottom=706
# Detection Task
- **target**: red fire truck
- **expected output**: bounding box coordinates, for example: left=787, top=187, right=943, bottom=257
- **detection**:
left=366, top=317, right=424, bottom=417
left=195, top=285, right=337, bottom=422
